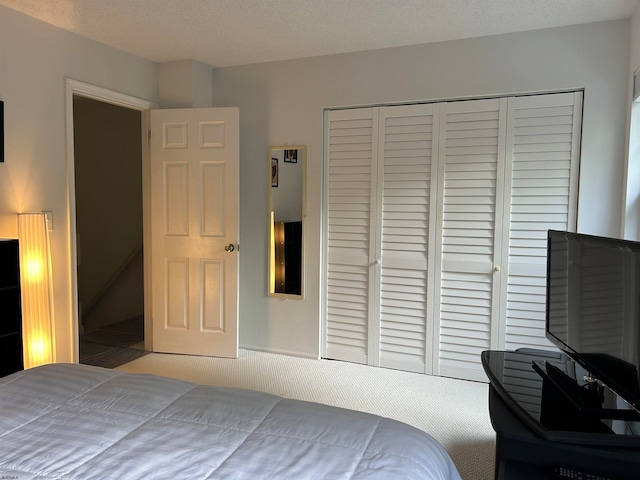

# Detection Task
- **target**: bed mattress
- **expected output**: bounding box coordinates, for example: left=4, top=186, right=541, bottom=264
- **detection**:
left=0, top=363, right=461, bottom=479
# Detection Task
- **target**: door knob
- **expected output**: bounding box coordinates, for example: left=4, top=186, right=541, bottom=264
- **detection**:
left=225, top=243, right=235, bottom=252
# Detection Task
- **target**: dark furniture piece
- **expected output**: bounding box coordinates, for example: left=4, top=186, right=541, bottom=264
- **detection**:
left=283, top=221, right=302, bottom=295
left=274, top=220, right=302, bottom=296
left=482, top=349, right=640, bottom=480
left=0, top=239, right=22, bottom=377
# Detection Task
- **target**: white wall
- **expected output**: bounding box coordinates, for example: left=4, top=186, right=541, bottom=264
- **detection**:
left=0, top=5, right=158, bottom=362
left=211, top=20, right=631, bottom=358
left=625, top=10, right=640, bottom=240
left=158, top=59, right=213, bottom=108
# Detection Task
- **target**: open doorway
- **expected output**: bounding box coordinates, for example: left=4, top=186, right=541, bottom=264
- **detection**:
left=73, top=95, right=148, bottom=368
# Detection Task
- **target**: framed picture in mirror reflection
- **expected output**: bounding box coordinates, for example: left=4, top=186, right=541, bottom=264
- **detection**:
left=284, top=149, right=297, bottom=163
left=271, top=158, right=278, bottom=187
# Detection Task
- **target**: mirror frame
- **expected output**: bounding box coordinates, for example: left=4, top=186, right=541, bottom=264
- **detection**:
left=268, top=145, right=306, bottom=299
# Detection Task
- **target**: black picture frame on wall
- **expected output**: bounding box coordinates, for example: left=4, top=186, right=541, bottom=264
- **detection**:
left=0, top=101, right=4, bottom=163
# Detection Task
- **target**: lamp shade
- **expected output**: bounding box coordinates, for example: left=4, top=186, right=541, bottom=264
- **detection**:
left=18, top=213, right=54, bottom=368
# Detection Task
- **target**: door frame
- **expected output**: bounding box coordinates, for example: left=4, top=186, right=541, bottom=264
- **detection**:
left=64, top=78, right=158, bottom=362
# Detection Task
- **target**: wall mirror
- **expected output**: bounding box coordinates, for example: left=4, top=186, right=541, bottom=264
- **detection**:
left=268, top=145, right=305, bottom=298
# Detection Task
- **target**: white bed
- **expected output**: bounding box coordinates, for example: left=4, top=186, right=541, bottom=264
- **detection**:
left=0, top=363, right=461, bottom=479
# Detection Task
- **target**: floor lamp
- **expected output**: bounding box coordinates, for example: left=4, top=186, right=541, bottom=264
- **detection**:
left=18, top=212, right=55, bottom=368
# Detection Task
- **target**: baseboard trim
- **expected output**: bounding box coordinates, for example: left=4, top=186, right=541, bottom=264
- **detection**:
left=240, top=344, right=319, bottom=360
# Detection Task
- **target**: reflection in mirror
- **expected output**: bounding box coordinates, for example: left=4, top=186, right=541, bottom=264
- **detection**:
left=268, top=146, right=305, bottom=297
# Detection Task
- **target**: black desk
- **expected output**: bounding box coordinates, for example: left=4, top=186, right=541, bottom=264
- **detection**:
left=482, top=350, right=640, bottom=480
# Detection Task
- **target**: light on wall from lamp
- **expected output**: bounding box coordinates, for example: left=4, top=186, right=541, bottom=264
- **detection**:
left=269, top=211, right=275, bottom=292
left=18, top=213, right=55, bottom=368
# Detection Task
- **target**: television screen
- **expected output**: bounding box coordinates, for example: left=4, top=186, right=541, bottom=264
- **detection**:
left=546, top=230, right=640, bottom=412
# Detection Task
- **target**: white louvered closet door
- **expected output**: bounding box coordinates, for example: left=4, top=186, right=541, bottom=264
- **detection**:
left=377, top=105, right=439, bottom=373
left=435, top=98, right=507, bottom=381
left=324, top=92, right=582, bottom=381
left=503, top=92, right=582, bottom=350
left=324, top=105, right=438, bottom=371
left=325, top=108, right=378, bottom=364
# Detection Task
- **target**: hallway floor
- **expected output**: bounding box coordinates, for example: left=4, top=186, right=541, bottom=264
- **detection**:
left=79, top=315, right=149, bottom=368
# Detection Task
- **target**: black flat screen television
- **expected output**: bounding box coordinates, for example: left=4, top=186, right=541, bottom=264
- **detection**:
left=546, top=230, right=640, bottom=414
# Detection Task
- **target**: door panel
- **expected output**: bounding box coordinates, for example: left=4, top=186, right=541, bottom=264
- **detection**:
left=503, top=92, right=582, bottom=351
left=378, top=104, right=438, bottom=373
left=324, top=108, right=378, bottom=365
left=436, top=98, right=506, bottom=381
left=150, top=107, right=239, bottom=357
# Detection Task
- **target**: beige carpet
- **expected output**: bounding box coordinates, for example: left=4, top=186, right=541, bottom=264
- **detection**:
left=117, top=349, right=495, bottom=480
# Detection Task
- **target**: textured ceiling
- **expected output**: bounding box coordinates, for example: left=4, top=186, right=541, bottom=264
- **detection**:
left=0, top=0, right=638, bottom=67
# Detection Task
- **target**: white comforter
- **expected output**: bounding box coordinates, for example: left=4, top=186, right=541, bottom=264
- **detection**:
left=0, top=363, right=461, bottom=479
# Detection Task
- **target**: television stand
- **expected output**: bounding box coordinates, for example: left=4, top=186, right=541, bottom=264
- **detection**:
left=482, top=349, right=640, bottom=480
left=531, top=360, right=640, bottom=423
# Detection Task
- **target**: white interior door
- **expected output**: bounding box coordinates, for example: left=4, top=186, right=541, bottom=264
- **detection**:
left=150, top=107, right=239, bottom=357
